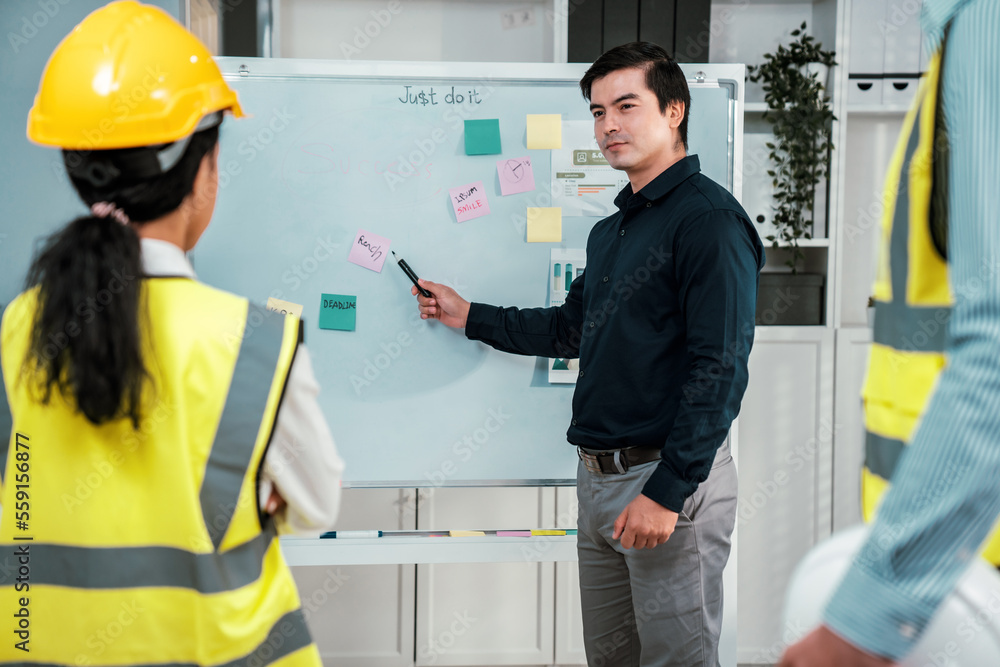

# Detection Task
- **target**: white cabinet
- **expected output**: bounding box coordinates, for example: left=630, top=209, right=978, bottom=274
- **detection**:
left=882, top=0, right=924, bottom=108
left=836, top=113, right=905, bottom=326
left=292, top=489, right=417, bottom=667
left=833, top=328, right=872, bottom=531
left=735, top=327, right=835, bottom=664
left=554, top=560, right=588, bottom=666
left=415, top=487, right=556, bottom=666
left=848, top=0, right=888, bottom=105
left=553, top=487, right=587, bottom=666
left=846, top=0, right=926, bottom=108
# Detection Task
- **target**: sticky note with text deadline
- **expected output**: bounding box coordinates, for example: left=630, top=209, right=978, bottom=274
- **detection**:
left=319, top=294, right=357, bottom=331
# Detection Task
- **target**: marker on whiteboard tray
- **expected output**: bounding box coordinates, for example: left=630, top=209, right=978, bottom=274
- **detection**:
left=392, top=251, right=433, bottom=298
left=322, top=530, right=383, bottom=539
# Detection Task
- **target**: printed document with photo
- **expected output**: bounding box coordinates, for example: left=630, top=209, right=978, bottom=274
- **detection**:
left=551, top=121, right=629, bottom=218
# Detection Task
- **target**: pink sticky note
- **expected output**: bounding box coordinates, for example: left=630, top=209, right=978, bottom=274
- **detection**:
left=347, top=229, right=391, bottom=272
left=497, top=157, right=536, bottom=195
left=449, top=181, right=491, bottom=222
left=497, top=530, right=532, bottom=537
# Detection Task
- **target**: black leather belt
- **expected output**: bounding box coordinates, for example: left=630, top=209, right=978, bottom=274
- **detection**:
left=577, top=446, right=661, bottom=475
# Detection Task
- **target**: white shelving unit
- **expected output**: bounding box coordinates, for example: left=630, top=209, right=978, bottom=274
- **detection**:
left=714, top=0, right=920, bottom=662
left=717, top=0, right=842, bottom=327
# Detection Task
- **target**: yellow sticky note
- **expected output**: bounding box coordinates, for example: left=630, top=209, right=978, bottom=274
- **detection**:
left=266, top=297, right=304, bottom=318
left=531, top=530, right=566, bottom=536
left=526, top=114, right=562, bottom=149
left=449, top=530, right=486, bottom=537
left=527, top=207, right=562, bottom=243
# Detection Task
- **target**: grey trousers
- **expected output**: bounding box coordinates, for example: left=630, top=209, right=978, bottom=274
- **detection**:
left=576, top=445, right=737, bottom=667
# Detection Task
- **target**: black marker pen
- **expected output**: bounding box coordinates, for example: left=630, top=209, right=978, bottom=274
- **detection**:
left=392, top=251, right=433, bottom=298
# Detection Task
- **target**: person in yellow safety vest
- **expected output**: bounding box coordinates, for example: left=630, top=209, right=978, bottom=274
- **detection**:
left=0, top=2, right=344, bottom=665
left=781, top=0, right=1000, bottom=665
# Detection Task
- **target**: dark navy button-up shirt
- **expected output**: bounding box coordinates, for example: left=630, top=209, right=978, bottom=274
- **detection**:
left=465, top=155, right=764, bottom=511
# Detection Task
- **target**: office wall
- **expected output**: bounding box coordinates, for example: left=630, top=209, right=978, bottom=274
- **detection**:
left=278, top=0, right=558, bottom=62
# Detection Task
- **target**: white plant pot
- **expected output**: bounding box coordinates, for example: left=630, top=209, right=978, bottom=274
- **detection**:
left=806, top=62, right=830, bottom=91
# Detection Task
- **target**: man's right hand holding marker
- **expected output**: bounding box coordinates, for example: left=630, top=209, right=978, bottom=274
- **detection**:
left=412, top=279, right=470, bottom=329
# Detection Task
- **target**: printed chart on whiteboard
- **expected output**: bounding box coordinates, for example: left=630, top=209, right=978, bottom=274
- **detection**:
left=548, top=248, right=587, bottom=383
left=551, top=121, right=629, bottom=217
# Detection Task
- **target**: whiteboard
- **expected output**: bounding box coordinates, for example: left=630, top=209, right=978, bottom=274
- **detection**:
left=197, top=58, right=744, bottom=486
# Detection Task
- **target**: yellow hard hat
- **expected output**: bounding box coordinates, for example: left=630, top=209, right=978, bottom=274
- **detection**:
left=27, top=0, right=244, bottom=150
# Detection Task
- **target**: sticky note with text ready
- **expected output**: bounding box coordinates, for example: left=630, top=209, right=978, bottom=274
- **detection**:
left=319, top=294, right=357, bottom=331
left=464, top=119, right=502, bottom=155
left=527, top=207, right=562, bottom=242
left=526, top=114, right=562, bottom=149
left=347, top=229, right=391, bottom=272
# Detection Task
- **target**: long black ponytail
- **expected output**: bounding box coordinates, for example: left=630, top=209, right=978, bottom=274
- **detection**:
left=25, top=126, right=219, bottom=428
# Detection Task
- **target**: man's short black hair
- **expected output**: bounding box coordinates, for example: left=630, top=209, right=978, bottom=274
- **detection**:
left=580, top=42, right=691, bottom=150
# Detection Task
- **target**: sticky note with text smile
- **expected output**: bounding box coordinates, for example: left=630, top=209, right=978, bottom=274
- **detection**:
left=348, top=229, right=391, bottom=272
left=449, top=181, right=490, bottom=222
left=319, top=294, right=357, bottom=331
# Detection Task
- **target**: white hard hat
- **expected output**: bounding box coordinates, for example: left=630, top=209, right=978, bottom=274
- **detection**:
left=783, top=524, right=1000, bottom=667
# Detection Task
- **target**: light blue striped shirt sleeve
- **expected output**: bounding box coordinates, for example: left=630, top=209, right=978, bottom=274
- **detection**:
left=824, top=0, right=1000, bottom=660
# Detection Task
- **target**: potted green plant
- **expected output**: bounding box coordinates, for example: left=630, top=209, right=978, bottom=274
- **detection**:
left=749, top=21, right=836, bottom=325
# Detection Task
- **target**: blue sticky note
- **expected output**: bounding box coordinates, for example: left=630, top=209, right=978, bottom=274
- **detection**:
left=464, top=119, right=502, bottom=155
left=319, top=294, right=357, bottom=331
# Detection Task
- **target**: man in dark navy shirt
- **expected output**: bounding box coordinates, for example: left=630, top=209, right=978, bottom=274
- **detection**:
left=413, top=42, right=763, bottom=666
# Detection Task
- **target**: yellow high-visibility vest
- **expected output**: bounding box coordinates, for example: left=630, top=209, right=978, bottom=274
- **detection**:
left=863, top=49, right=1000, bottom=563
left=0, top=278, right=321, bottom=665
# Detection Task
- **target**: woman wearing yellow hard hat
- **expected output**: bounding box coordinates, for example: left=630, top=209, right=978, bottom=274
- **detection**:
left=0, top=2, right=341, bottom=664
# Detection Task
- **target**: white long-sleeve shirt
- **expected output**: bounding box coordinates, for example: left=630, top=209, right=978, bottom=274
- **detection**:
left=141, top=238, right=344, bottom=536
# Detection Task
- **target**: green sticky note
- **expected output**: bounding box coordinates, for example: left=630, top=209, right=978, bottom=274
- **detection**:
left=464, top=119, right=502, bottom=155
left=319, top=294, right=357, bottom=331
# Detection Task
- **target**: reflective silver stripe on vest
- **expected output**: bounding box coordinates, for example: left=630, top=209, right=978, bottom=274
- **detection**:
left=872, top=101, right=950, bottom=354
left=0, top=523, right=275, bottom=592
left=865, top=430, right=907, bottom=481
left=201, top=303, right=286, bottom=549
left=0, top=608, right=312, bottom=667
left=872, top=301, right=950, bottom=353
left=867, top=107, right=927, bottom=480
left=0, top=343, right=11, bottom=486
